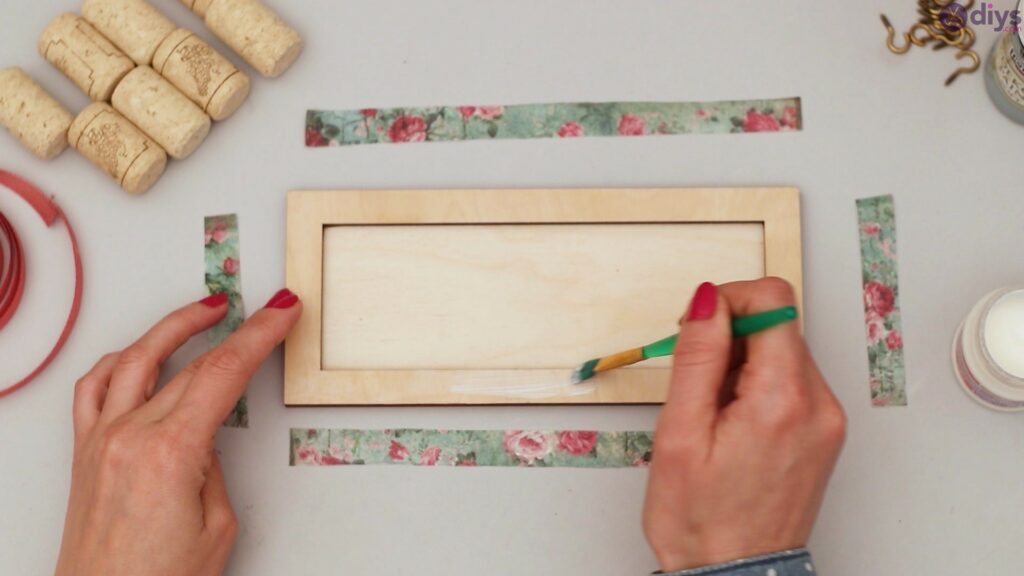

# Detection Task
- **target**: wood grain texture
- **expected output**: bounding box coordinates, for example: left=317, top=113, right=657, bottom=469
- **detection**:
left=285, top=188, right=802, bottom=406
left=322, top=223, right=764, bottom=369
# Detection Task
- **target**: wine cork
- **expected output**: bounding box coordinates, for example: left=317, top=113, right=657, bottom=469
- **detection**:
left=38, top=13, right=135, bottom=101
left=82, top=0, right=176, bottom=65
left=69, top=102, right=167, bottom=194
left=112, top=66, right=211, bottom=159
left=153, top=29, right=251, bottom=121
left=183, top=0, right=303, bottom=78
left=0, top=68, right=74, bottom=160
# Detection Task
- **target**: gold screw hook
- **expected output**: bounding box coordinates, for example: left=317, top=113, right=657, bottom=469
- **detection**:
left=882, top=14, right=913, bottom=54
left=909, top=22, right=939, bottom=47
left=883, top=2, right=981, bottom=87
left=945, top=49, right=981, bottom=86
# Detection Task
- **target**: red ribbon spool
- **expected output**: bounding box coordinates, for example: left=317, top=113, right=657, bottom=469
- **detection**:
left=0, top=170, right=83, bottom=398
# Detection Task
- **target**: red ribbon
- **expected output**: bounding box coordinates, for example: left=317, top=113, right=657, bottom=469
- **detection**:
left=0, top=170, right=83, bottom=398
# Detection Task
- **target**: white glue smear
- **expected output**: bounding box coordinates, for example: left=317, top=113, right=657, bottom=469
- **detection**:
left=451, top=375, right=597, bottom=399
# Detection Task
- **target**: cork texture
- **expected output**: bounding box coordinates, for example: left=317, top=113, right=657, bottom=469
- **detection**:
left=82, top=0, right=176, bottom=65
left=0, top=68, right=74, bottom=160
left=69, top=102, right=167, bottom=194
left=112, top=66, right=211, bottom=159
left=184, top=0, right=214, bottom=20
left=199, top=0, right=303, bottom=78
left=153, top=28, right=251, bottom=121
left=38, top=13, right=135, bottom=102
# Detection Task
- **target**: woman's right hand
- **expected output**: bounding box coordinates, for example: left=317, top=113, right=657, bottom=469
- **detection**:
left=643, top=279, right=846, bottom=572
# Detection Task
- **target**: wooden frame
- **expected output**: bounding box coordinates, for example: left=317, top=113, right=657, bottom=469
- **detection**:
left=285, top=188, right=802, bottom=406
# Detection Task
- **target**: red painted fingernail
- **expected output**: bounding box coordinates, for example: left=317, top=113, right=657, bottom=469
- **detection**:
left=686, top=282, right=718, bottom=321
left=268, top=294, right=299, bottom=309
left=199, top=292, right=229, bottom=308
left=265, top=288, right=299, bottom=309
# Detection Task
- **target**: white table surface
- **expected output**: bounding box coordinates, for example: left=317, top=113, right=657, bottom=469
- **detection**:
left=3, top=1, right=1024, bottom=574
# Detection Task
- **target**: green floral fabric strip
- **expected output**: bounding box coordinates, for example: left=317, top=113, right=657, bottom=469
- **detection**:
left=291, top=428, right=654, bottom=468
left=857, top=195, right=907, bottom=407
left=306, top=98, right=801, bottom=147
left=204, top=214, right=248, bottom=428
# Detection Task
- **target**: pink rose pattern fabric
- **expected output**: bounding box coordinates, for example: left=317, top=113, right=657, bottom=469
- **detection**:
left=741, top=110, right=781, bottom=132
left=204, top=215, right=248, bottom=427
left=386, top=115, right=428, bottom=143
left=556, top=431, right=599, bottom=456
left=305, top=98, right=802, bottom=146
left=617, top=113, right=646, bottom=136
left=556, top=121, right=584, bottom=138
left=857, top=196, right=907, bottom=407
left=290, top=429, right=654, bottom=468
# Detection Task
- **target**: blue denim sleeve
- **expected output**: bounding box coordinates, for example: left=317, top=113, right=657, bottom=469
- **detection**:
left=659, top=548, right=817, bottom=576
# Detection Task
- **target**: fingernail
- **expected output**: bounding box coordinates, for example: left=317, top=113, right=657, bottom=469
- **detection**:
left=265, top=288, right=299, bottom=309
left=686, top=282, right=718, bottom=321
left=199, top=292, right=229, bottom=308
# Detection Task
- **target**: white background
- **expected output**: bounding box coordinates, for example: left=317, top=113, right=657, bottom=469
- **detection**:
left=2, top=1, right=1024, bottom=574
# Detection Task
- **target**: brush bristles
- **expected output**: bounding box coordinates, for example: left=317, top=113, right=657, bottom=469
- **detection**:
left=571, top=348, right=645, bottom=384
left=572, top=359, right=600, bottom=384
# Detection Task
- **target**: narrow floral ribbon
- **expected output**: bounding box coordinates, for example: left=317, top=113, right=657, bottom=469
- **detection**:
left=0, top=170, right=83, bottom=398
left=306, top=98, right=801, bottom=147
left=857, top=195, right=906, bottom=407
left=204, top=214, right=247, bottom=427
left=291, top=428, right=654, bottom=468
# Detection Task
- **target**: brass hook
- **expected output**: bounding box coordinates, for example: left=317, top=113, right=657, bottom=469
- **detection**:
left=960, top=26, right=976, bottom=49
left=924, top=22, right=966, bottom=46
left=945, top=49, right=980, bottom=86
left=931, top=26, right=974, bottom=51
left=882, top=14, right=913, bottom=54
left=884, top=2, right=982, bottom=86
left=909, top=22, right=938, bottom=47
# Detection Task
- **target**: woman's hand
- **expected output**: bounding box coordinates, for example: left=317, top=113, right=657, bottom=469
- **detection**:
left=643, top=279, right=846, bottom=572
left=55, top=289, right=301, bottom=576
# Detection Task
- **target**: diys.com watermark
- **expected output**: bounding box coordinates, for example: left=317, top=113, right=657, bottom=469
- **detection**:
left=940, top=2, right=1023, bottom=32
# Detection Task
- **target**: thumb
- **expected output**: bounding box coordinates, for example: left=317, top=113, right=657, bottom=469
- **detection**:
left=201, top=453, right=237, bottom=540
left=665, top=282, right=733, bottom=428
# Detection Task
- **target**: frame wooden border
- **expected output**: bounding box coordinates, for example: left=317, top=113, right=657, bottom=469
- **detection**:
left=285, top=188, right=802, bottom=406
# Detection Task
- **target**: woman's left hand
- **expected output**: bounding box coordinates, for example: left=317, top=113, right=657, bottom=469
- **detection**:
left=55, top=289, right=301, bottom=576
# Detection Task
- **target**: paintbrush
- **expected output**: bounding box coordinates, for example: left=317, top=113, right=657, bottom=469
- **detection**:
left=571, top=306, right=799, bottom=384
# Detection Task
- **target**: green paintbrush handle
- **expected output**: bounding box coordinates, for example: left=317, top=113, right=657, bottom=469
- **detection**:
left=641, top=335, right=679, bottom=359
left=732, top=305, right=799, bottom=336
left=641, top=306, right=799, bottom=359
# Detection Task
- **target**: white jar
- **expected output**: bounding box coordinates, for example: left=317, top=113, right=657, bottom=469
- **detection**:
left=953, top=287, right=1024, bottom=411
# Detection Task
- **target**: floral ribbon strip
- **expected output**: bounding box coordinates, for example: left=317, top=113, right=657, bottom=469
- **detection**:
left=306, top=97, right=802, bottom=147
left=204, top=215, right=248, bottom=427
left=291, top=429, right=654, bottom=468
left=857, top=195, right=907, bottom=407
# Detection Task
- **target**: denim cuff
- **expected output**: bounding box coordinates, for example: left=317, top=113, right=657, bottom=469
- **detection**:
left=658, top=548, right=816, bottom=576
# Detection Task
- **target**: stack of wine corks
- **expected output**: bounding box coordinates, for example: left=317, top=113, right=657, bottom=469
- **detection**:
left=0, top=0, right=302, bottom=194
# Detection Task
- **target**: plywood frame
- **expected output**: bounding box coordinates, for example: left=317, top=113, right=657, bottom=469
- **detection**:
left=285, top=188, right=802, bottom=406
